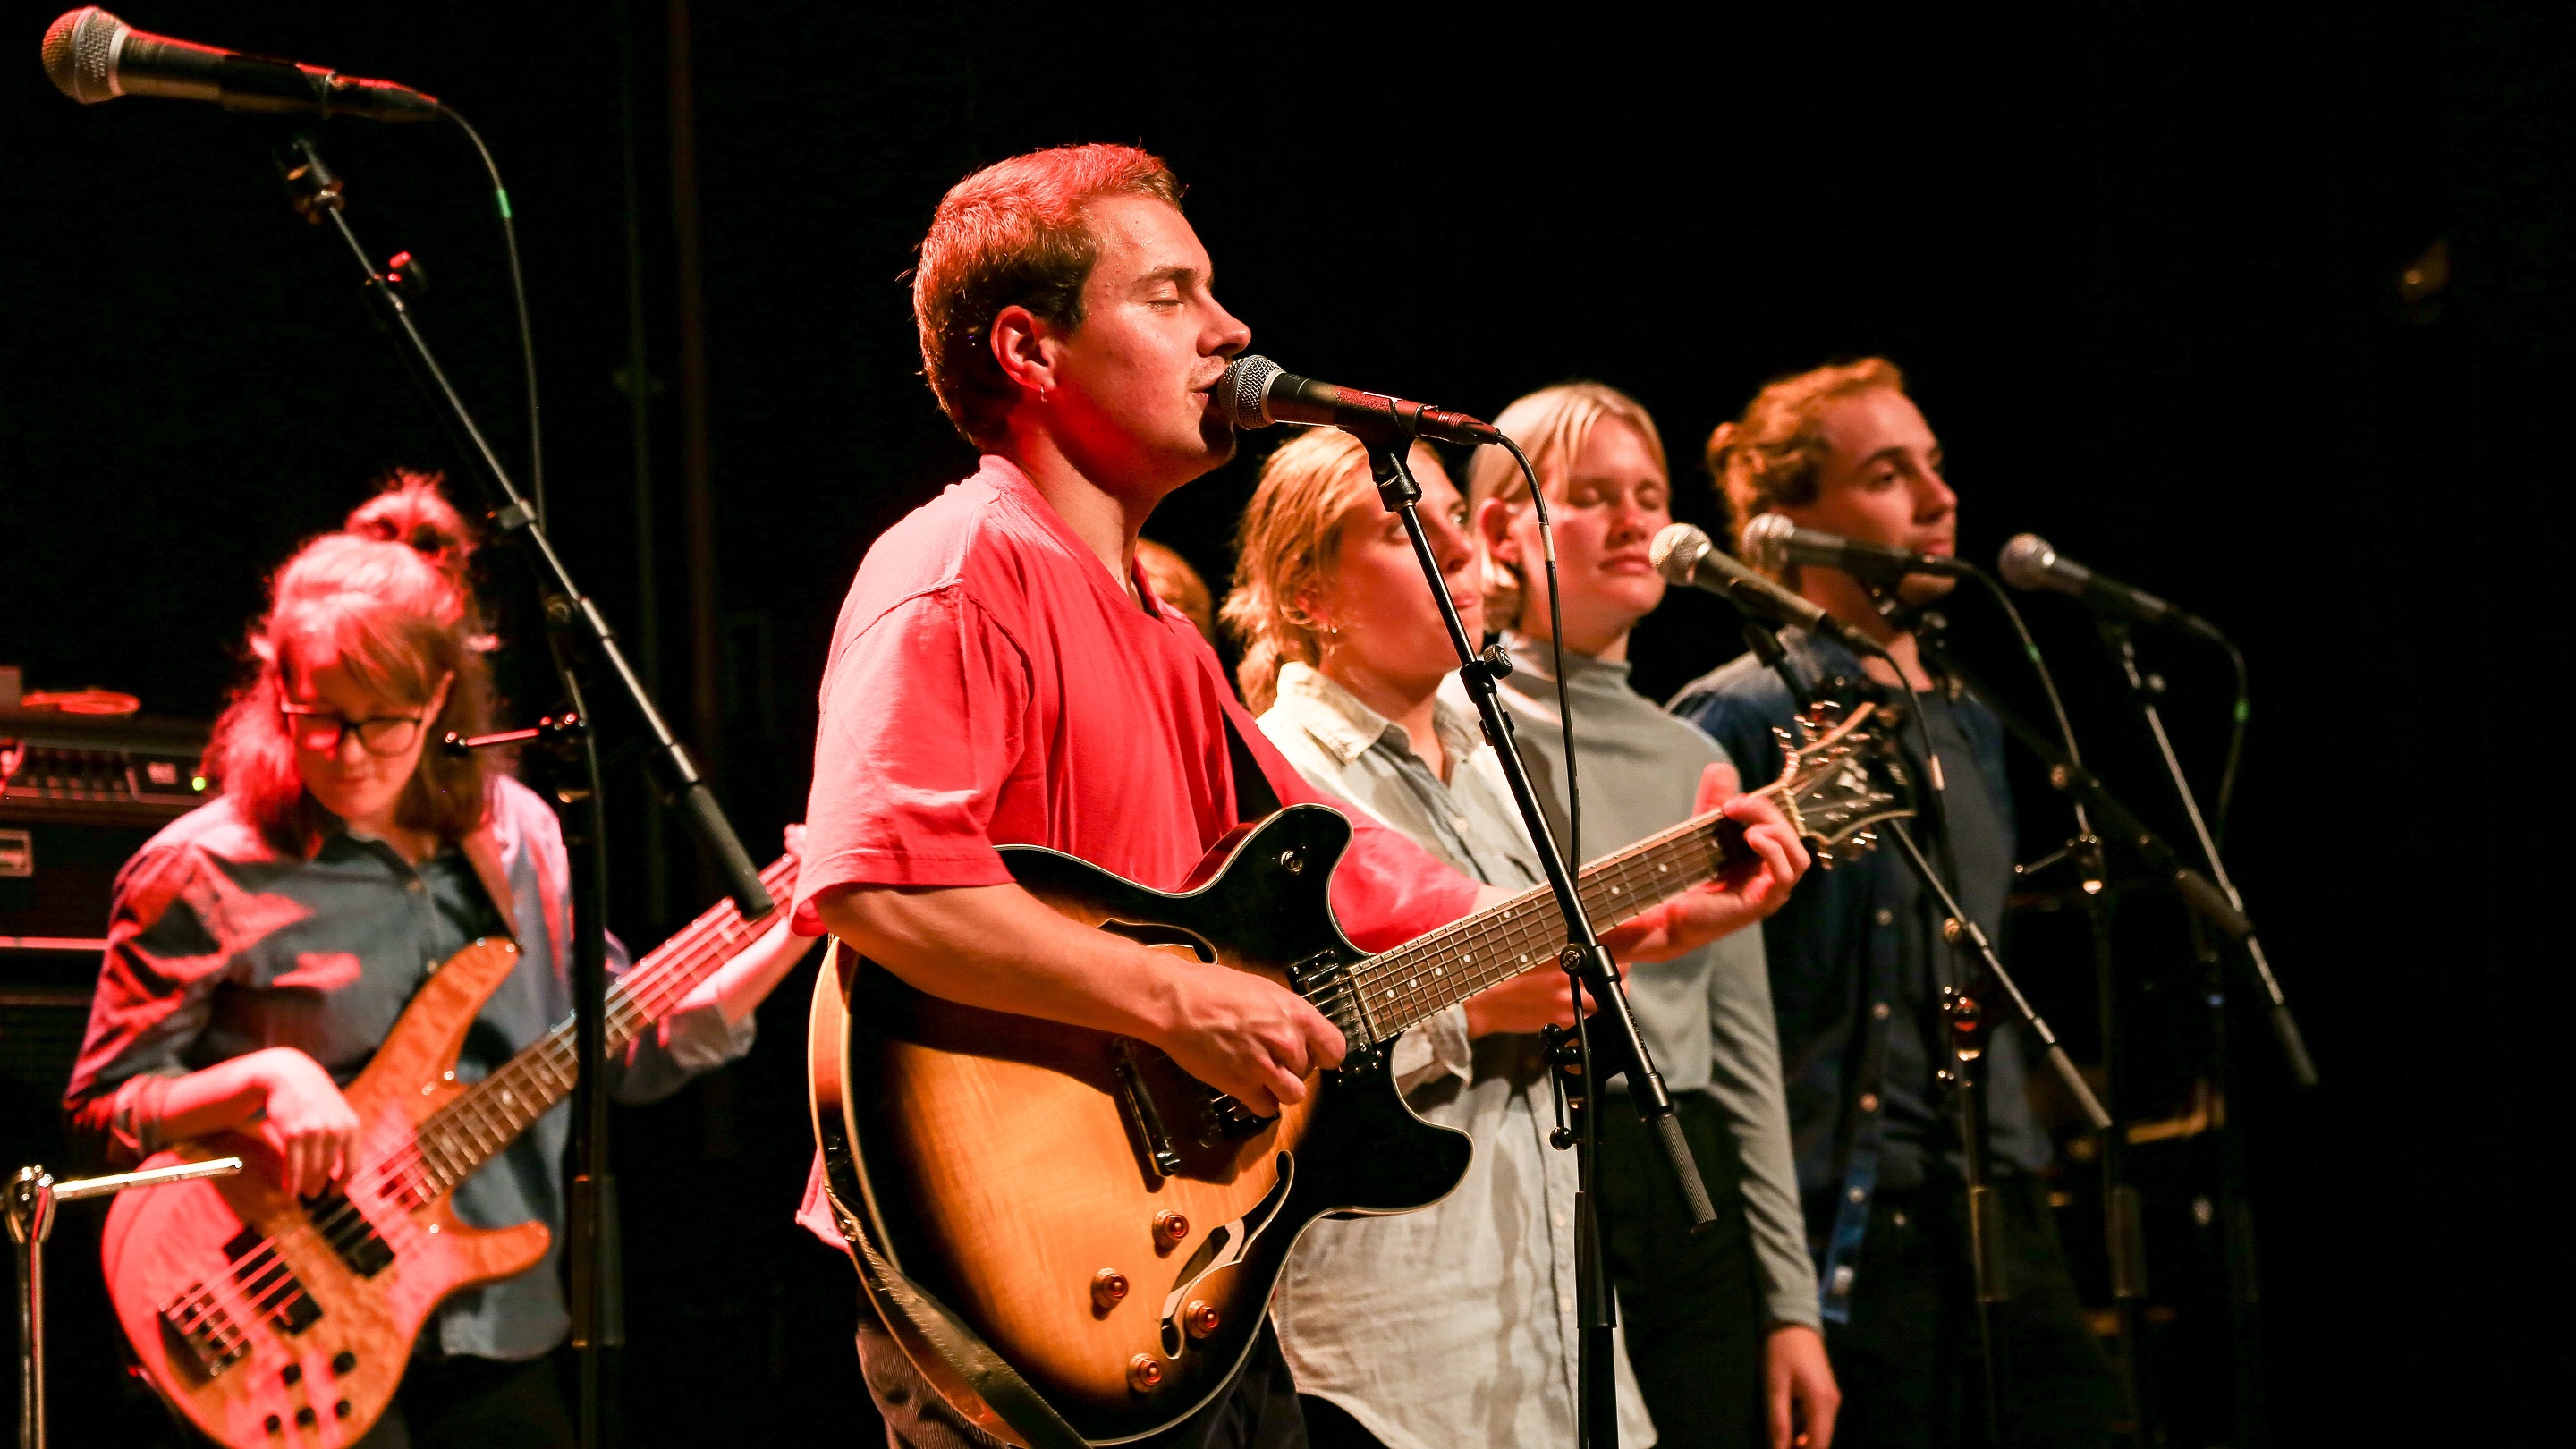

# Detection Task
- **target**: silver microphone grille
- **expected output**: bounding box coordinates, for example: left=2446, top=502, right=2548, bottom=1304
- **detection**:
left=41, top=8, right=124, bottom=104
left=1648, top=522, right=1712, bottom=585
left=1212, top=354, right=1282, bottom=431
left=1996, top=533, right=2057, bottom=592
left=1741, top=513, right=1794, bottom=574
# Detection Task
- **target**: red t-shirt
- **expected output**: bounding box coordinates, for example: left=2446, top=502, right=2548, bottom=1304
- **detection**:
left=791, top=457, right=1481, bottom=1242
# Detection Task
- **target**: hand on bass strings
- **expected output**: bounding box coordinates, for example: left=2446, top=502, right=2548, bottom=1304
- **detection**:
left=133, top=1046, right=363, bottom=1199
left=1767, top=1324, right=1841, bottom=1449
left=1462, top=962, right=1597, bottom=1038
left=1600, top=762, right=1809, bottom=963
left=250, top=1048, right=364, bottom=1199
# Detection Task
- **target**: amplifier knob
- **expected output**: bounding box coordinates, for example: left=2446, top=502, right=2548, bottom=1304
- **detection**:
left=1152, top=1209, right=1189, bottom=1248
left=1182, top=1300, right=1220, bottom=1339
left=1127, top=1354, right=1165, bottom=1393
left=1092, top=1269, right=1130, bottom=1311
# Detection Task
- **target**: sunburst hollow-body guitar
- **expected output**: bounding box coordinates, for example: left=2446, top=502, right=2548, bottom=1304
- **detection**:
left=101, top=854, right=798, bottom=1449
left=809, top=705, right=1911, bottom=1447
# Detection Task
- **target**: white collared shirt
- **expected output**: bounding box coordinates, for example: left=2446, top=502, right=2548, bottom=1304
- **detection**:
left=1259, top=662, right=1657, bottom=1449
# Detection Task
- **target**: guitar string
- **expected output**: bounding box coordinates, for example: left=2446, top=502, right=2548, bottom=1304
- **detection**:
left=174, top=864, right=792, bottom=1340
left=1335, top=764, right=1823, bottom=1036
left=181, top=887, right=782, bottom=1337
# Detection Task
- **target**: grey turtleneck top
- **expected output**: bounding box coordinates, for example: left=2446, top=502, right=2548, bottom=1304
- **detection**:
left=1445, top=634, right=1821, bottom=1328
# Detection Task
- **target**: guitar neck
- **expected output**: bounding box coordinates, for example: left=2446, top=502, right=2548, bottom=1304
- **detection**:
left=1357, top=796, right=1761, bottom=1039
left=402, top=855, right=798, bottom=1193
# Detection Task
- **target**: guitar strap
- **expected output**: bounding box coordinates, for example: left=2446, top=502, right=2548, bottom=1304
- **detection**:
left=1220, top=706, right=1284, bottom=824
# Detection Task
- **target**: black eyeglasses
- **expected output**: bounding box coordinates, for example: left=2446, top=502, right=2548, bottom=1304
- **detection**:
left=278, top=703, right=433, bottom=757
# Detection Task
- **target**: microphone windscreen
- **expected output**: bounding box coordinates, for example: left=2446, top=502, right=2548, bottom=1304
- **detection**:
left=1213, top=354, right=1282, bottom=431
left=1741, top=513, right=1794, bottom=574
left=41, top=8, right=123, bottom=104
left=1996, top=533, right=2058, bottom=592
left=1648, top=522, right=1710, bottom=584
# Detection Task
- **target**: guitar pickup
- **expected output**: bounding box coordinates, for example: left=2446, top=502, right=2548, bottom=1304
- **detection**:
left=1112, top=1039, right=1183, bottom=1180
left=224, top=1224, right=322, bottom=1336
left=304, top=1190, right=396, bottom=1278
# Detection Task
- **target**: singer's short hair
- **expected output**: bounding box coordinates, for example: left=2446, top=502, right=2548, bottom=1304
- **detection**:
left=1462, top=382, right=1668, bottom=632
left=914, top=144, right=1185, bottom=447
left=1707, top=358, right=1908, bottom=568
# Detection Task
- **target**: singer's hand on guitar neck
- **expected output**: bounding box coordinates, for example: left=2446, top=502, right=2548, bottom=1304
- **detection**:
left=1599, top=763, right=1810, bottom=963
left=816, top=881, right=1348, bottom=1118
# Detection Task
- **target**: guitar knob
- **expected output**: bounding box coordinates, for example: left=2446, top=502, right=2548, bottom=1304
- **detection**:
left=1182, top=1300, right=1220, bottom=1339
left=1091, top=1269, right=1130, bottom=1311
left=335, top=1400, right=353, bottom=1419
left=332, top=1350, right=357, bottom=1374
left=1127, top=1354, right=1165, bottom=1393
left=1152, top=1209, right=1188, bottom=1248
left=295, top=1407, right=318, bottom=1428
left=280, top=1363, right=302, bottom=1386
left=263, top=1414, right=282, bottom=1436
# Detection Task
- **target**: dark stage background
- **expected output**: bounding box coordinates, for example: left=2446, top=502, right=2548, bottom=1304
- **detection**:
left=4, top=3, right=2569, bottom=1445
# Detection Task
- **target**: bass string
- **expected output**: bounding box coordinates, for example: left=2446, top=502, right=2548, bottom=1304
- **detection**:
left=189, top=864, right=800, bottom=1334
left=408, top=860, right=794, bottom=1185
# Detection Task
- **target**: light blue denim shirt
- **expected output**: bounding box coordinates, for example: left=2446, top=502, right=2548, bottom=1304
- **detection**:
left=65, top=774, right=754, bottom=1360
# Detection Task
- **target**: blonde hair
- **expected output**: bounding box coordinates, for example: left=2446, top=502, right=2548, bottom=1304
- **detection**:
left=1462, top=382, right=1669, bottom=630
left=1219, top=430, right=1437, bottom=714
left=1707, top=357, right=1907, bottom=567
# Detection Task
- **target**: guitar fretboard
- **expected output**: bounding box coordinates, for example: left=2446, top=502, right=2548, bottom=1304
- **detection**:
left=1344, top=802, right=1754, bottom=1038
left=386, top=857, right=796, bottom=1200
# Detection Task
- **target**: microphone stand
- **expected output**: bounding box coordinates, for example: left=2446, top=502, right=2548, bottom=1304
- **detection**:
left=1357, top=436, right=1713, bottom=1449
left=275, top=131, right=769, bottom=1449
left=11, top=1158, right=245, bottom=1449
left=2095, top=622, right=2314, bottom=1089
left=1740, top=623, right=2111, bottom=1449
left=2096, top=620, right=2290, bottom=1449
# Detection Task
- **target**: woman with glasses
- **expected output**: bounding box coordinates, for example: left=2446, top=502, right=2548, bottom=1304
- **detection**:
left=63, top=474, right=814, bottom=1449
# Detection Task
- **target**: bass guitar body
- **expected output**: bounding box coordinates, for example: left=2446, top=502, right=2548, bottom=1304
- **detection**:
left=101, top=939, right=548, bottom=1449
left=812, top=807, right=1470, bottom=1447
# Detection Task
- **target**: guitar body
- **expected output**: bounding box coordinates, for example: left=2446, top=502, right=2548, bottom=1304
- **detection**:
left=102, top=939, right=552, bottom=1448
left=812, top=807, right=1471, bottom=1447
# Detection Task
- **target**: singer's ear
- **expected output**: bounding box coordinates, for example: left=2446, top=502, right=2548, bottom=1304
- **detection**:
left=989, top=303, right=1063, bottom=411
left=1473, top=495, right=1519, bottom=563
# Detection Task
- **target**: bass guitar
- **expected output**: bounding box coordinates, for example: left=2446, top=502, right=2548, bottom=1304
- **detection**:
left=808, top=705, right=1909, bottom=1447
left=102, top=852, right=798, bottom=1449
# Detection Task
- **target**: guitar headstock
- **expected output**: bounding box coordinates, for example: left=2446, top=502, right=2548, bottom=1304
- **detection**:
left=1767, top=701, right=1916, bottom=868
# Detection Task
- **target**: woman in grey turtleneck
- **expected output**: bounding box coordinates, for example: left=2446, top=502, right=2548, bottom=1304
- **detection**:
left=1454, top=383, right=1842, bottom=1449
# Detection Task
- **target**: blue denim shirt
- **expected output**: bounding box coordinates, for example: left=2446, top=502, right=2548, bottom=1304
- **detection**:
left=65, top=775, right=755, bottom=1360
left=1669, top=631, right=2050, bottom=1318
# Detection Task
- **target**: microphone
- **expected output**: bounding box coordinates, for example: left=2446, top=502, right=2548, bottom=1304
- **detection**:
left=1214, top=355, right=1504, bottom=446
left=1998, top=534, right=2224, bottom=641
left=40, top=8, right=439, bottom=122
left=1649, top=523, right=1884, bottom=657
left=1741, top=513, right=1971, bottom=581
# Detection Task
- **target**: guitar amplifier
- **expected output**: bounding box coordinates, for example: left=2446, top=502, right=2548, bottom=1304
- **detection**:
left=2, top=708, right=213, bottom=1104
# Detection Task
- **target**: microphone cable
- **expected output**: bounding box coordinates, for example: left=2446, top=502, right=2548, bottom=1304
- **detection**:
left=1496, top=435, right=1584, bottom=874
left=438, top=106, right=545, bottom=524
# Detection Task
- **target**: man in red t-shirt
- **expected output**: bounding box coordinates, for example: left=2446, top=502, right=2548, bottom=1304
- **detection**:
left=794, top=143, right=1809, bottom=1449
